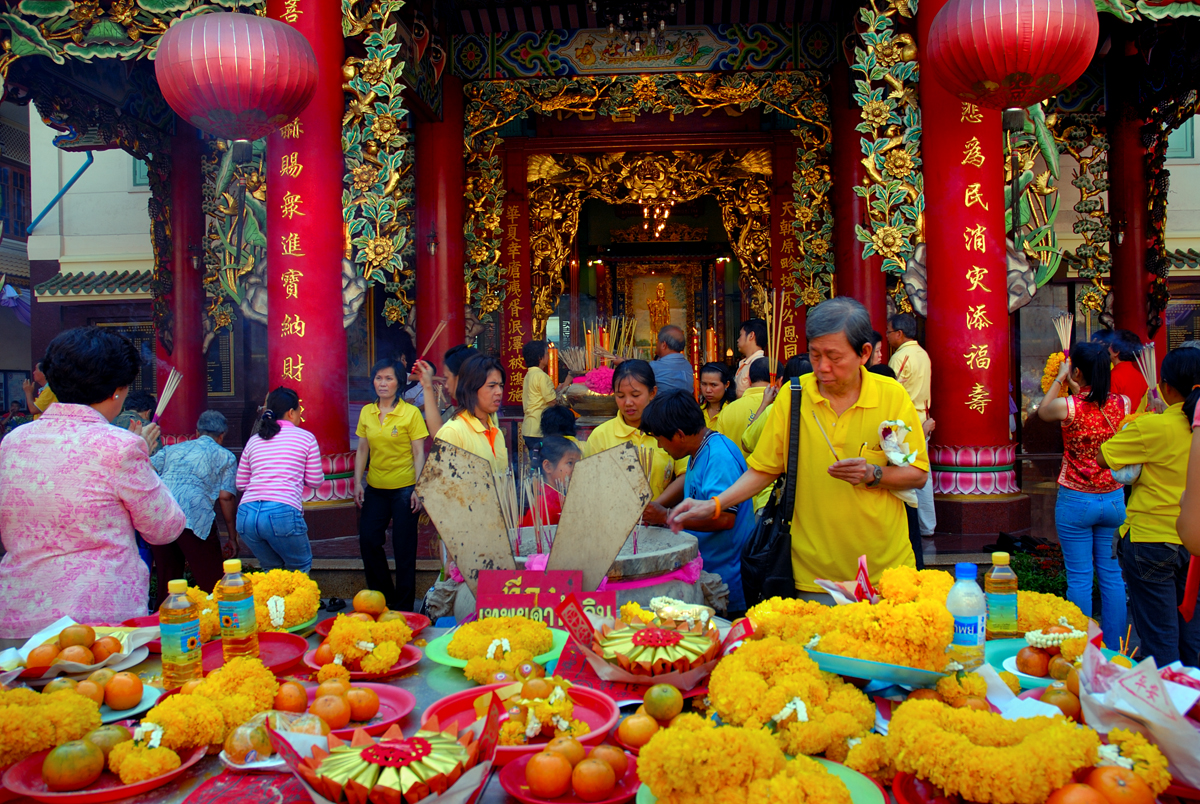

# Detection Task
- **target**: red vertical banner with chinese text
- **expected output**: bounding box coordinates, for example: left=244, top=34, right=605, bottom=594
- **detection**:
left=771, top=133, right=804, bottom=361
left=919, top=0, right=1016, bottom=495
left=265, top=0, right=348, bottom=455
left=502, top=142, right=532, bottom=405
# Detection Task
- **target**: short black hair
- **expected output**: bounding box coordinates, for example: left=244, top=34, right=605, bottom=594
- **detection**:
left=540, top=405, right=577, bottom=437
left=42, top=326, right=141, bottom=405
left=871, top=329, right=884, bottom=347
left=889, top=313, right=917, bottom=341
left=444, top=344, right=478, bottom=377
left=394, top=329, right=416, bottom=370
left=612, top=359, right=656, bottom=392
left=124, top=390, right=156, bottom=413
left=541, top=435, right=581, bottom=469
left=454, top=354, right=506, bottom=414
left=740, top=318, right=767, bottom=349
left=1108, top=329, right=1142, bottom=362
left=868, top=364, right=896, bottom=380
left=1164, top=346, right=1200, bottom=424
left=748, top=357, right=771, bottom=384
left=522, top=340, right=548, bottom=368
left=639, top=389, right=706, bottom=439
left=781, top=354, right=812, bottom=382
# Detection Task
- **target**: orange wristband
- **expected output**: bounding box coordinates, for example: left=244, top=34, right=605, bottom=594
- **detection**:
left=712, top=497, right=722, bottom=519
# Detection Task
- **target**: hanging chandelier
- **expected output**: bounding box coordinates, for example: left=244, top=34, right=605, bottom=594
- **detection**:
left=590, top=1, right=681, bottom=53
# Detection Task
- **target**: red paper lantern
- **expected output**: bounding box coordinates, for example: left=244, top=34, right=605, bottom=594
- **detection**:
left=155, top=12, right=317, bottom=141
left=926, top=0, right=1100, bottom=110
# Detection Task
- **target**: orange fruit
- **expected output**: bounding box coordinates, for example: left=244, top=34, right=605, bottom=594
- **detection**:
left=525, top=751, right=573, bottom=799
left=1066, top=667, right=1080, bottom=697
left=275, top=681, right=309, bottom=713
left=316, top=679, right=351, bottom=699
left=588, top=744, right=629, bottom=779
left=57, top=625, right=96, bottom=650
left=642, top=684, right=683, bottom=721
left=544, top=736, right=586, bottom=767
left=1016, top=646, right=1051, bottom=677
left=83, top=725, right=132, bottom=760
left=378, top=610, right=406, bottom=623
left=313, top=641, right=334, bottom=666
left=906, top=689, right=943, bottom=702
left=104, top=672, right=144, bottom=711
left=309, top=694, right=351, bottom=729
left=616, top=713, right=659, bottom=748
left=518, top=661, right=546, bottom=679
left=347, top=612, right=375, bottom=623
left=1111, top=655, right=1133, bottom=669
left=346, top=687, right=380, bottom=722
left=26, top=644, right=60, bottom=668
left=950, top=696, right=990, bottom=711
left=91, top=636, right=123, bottom=663
left=180, top=679, right=203, bottom=695
left=1043, top=625, right=1073, bottom=656
left=57, top=645, right=95, bottom=666
left=1047, top=784, right=1109, bottom=804
left=88, top=668, right=116, bottom=688
left=223, top=723, right=274, bottom=765
left=43, top=677, right=78, bottom=695
left=572, top=757, right=617, bottom=802
left=75, top=680, right=105, bottom=705
left=521, top=678, right=553, bottom=700
left=1049, top=655, right=1074, bottom=681
left=1085, top=766, right=1155, bottom=804
left=41, top=739, right=104, bottom=791
left=287, top=713, right=332, bottom=736
left=353, top=590, right=388, bottom=617
left=1041, top=681, right=1081, bottom=720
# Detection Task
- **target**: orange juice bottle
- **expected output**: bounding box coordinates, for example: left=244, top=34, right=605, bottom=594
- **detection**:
left=215, top=559, right=259, bottom=661
left=159, top=579, right=203, bottom=689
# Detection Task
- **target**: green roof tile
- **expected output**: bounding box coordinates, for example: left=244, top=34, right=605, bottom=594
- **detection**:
left=35, top=269, right=154, bottom=298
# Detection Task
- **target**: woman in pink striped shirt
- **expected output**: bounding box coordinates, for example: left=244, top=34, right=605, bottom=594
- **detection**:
left=235, top=387, right=323, bottom=572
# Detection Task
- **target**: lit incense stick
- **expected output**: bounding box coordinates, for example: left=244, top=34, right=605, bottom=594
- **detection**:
left=812, top=411, right=839, bottom=461
left=418, top=320, right=448, bottom=360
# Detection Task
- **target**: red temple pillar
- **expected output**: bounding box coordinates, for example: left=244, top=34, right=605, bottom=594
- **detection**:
left=156, top=121, right=206, bottom=437
left=415, top=75, right=466, bottom=369
left=830, top=60, right=887, bottom=339
left=266, top=0, right=348, bottom=455
left=771, top=131, right=805, bottom=359
left=919, top=0, right=1025, bottom=548
left=502, top=138, right=532, bottom=405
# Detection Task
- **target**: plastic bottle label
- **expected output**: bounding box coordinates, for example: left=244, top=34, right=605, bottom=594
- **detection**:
left=160, top=619, right=201, bottom=663
left=952, top=615, right=986, bottom=647
left=987, top=593, right=1017, bottom=626
left=219, top=596, right=257, bottom=639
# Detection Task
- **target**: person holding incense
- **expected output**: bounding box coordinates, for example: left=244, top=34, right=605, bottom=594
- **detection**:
left=519, top=436, right=582, bottom=528
left=734, top=318, right=766, bottom=397
left=236, top=387, right=324, bottom=573
left=111, top=390, right=162, bottom=456
left=412, top=344, right=477, bottom=435
left=667, top=298, right=929, bottom=601
left=1102, top=329, right=1149, bottom=407
left=699, top=362, right=735, bottom=428
left=0, top=327, right=184, bottom=643
left=1036, top=342, right=1129, bottom=647
left=1099, top=347, right=1200, bottom=666
left=641, top=389, right=755, bottom=615
left=354, top=358, right=429, bottom=612
left=436, top=354, right=508, bottom=474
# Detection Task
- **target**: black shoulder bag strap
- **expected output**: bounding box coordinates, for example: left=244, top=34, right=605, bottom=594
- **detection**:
left=778, top=377, right=803, bottom=531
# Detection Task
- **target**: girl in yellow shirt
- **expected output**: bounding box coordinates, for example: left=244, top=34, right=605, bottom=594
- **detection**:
left=435, top=354, right=509, bottom=475
left=583, top=360, right=686, bottom=522
left=699, top=362, right=734, bottom=429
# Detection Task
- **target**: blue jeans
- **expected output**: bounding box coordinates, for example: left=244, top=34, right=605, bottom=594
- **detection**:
left=236, top=500, right=312, bottom=573
left=1055, top=486, right=1127, bottom=647
left=1117, top=535, right=1200, bottom=668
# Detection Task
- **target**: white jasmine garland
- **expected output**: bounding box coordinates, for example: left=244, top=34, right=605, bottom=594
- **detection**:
left=805, top=635, right=821, bottom=650
left=551, top=715, right=572, bottom=733
left=548, top=686, right=566, bottom=704
left=267, top=596, right=287, bottom=627
left=356, top=640, right=375, bottom=652
left=486, top=638, right=511, bottom=659
left=134, top=723, right=164, bottom=749
left=334, top=653, right=344, bottom=666
left=524, top=713, right=542, bottom=739
left=771, top=697, right=808, bottom=724
left=945, top=661, right=965, bottom=672
left=1097, top=744, right=1134, bottom=769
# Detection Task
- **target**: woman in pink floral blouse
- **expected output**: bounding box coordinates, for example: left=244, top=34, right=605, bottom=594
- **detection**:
left=0, top=327, right=185, bottom=642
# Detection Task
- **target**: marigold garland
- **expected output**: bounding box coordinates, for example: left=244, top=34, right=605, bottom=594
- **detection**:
left=241, top=569, right=321, bottom=631
left=819, top=599, right=954, bottom=672
left=620, top=601, right=655, bottom=625
left=1108, top=728, right=1171, bottom=794
left=185, top=586, right=220, bottom=643
left=192, top=656, right=278, bottom=712
left=844, top=733, right=895, bottom=785
left=327, top=616, right=375, bottom=663
left=370, top=617, right=413, bottom=649
left=464, top=648, right=536, bottom=685
left=144, top=694, right=226, bottom=750
left=935, top=673, right=989, bottom=707
left=888, top=699, right=1099, bottom=804
left=745, top=755, right=851, bottom=804
left=447, top=616, right=553, bottom=660
left=317, top=663, right=351, bottom=684
left=1042, top=352, right=1069, bottom=396
left=998, top=671, right=1022, bottom=695
left=497, top=677, right=591, bottom=745
left=108, top=741, right=181, bottom=785
left=0, top=688, right=101, bottom=767
left=359, top=641, right=401, bottom=674
left=745, top=597, right=830, bottom=643
left=1017, top=591, right=1087, bottom=633
left=1061, top=637, right=1087, bottom=663
left=638, top=714, right=785, bottom=803
left=877, top=566, right=955, bottom=605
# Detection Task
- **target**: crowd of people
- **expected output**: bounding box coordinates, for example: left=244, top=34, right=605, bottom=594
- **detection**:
left=1, top=304, right=1197, bottom=667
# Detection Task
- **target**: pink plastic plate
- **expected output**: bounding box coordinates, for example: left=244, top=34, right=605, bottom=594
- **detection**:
left=420, top=682, right=619, bottom=766
left=499, top=751, right=639, bottom=804
left=2, top=745, right=205, bottom=803
left=314, top=612, right=431, bottom=639
left=301, top=643, right=422, bottom=680
left=202, top=632, right=307, bottom=675
left=305, top=682, right=416, bottom=738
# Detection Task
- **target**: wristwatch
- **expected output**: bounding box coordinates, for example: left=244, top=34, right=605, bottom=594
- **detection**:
left=865, top=464, right=883, bottom=488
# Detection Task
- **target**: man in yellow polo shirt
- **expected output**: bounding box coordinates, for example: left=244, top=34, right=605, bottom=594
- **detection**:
left=715, top=357, right=771, bottom=457
left=22, top=362, right=55, bottom=419
left=667, top=298, right=928, bottom=599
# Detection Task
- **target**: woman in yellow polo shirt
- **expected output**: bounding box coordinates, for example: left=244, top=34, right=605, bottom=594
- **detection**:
left=699, top=363, right=734, bottom=429
left=354, top=358, right=430, bottom=611
left=1099, top=347, right=1200, bottom=666
left=436, top=354, right=508, bottom=474
left=584, top=359, right=688, bottom=522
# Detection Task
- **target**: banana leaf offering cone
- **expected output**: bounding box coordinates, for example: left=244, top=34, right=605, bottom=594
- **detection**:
left=592, top=616, right=720, bottom=677
left=297, top=720, right=482, bottom=804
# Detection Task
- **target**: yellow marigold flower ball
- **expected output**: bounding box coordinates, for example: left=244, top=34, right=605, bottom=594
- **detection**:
left=998, top=670, right=1022, bottom=695
left=328, top=616, right=376, bottom=662
left=1017, top=591, right=1087, bottom=633
left=370, top=618, right=413, bottom=650
left=498, top=720, right=528, bottom=746
left=745, top=597, right=830, bottom=643
left=1060, top=636, right=1087, bottom=663
left=639, top=715, right=785, bottom=801
left=746, top=755, right=851, bottom=804
left=935, top=672, right=989, bottom=706
left=109, top=742, right=181, bottom=784
left=447, top=616, right=553, bottom=660
left=360, top=641, right=401, bottom=674
left=145, top=693, right=226, bottom=750
left=0, top=687, right=41, bottom=708
left=317, top=663, right=352, bottom=684
left=620, top=602, right=655, bottom=624
left=1109, top=728, right=1171, bottom=794
left=818, top=599, right=954, bottom=672
left=845, top=733, right=895, bottom=785
left=208, top=692, right=259, bottom=734
left=194, top=656, right=278, bottom=712
left=878, top=566, right=955, bottom=604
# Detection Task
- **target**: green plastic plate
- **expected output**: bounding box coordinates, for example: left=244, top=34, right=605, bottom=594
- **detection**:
left=424, top=627, right=569, bottom=669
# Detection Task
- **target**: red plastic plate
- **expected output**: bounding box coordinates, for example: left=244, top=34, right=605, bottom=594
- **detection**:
left=301, top=643, right=422, bottom=680
left=314, top=612, right=431, bottom=639
left=201, top=632, right=307, bottom=675
left=499, top=750, right=639, bottom=804
left=304, top=682, right=416, bottom=738
left=2, top=745, right=205, bottom=803
left=420, top=682, right=619, bottom=766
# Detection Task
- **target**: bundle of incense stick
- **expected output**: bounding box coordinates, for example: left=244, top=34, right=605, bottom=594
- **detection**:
left=249, top=390, right=270, bottom=437
left=1052, top=312, right=1074, bottom=355
left=1135, top=341, right=1160, bottom=406
left=494, top=469, right=526, bottom=554
left=418, top=319, right=448, bottom=360
left=559, top=347, right=589, bottom=376
left=152, top=368, right=183, bottom=423
left=522, top=473, right=555, bottom=554
left=609, top=316, right=638, bottom=360
left=764, top=288, right=786, bottom=382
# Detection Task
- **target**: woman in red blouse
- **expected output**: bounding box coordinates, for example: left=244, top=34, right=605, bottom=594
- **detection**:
left=1038, top=341, right=1130, bottom=646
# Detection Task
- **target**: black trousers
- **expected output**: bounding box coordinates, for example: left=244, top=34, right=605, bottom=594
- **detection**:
left=906, top=503, right=925, bottom=570
left=358, top=484, right=419, bottom=611
left=150, top=525, right=225, bottom=608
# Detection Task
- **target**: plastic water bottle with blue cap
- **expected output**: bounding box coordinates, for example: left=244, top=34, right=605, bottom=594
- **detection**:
left=946, top=562, right=986, bottom=671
